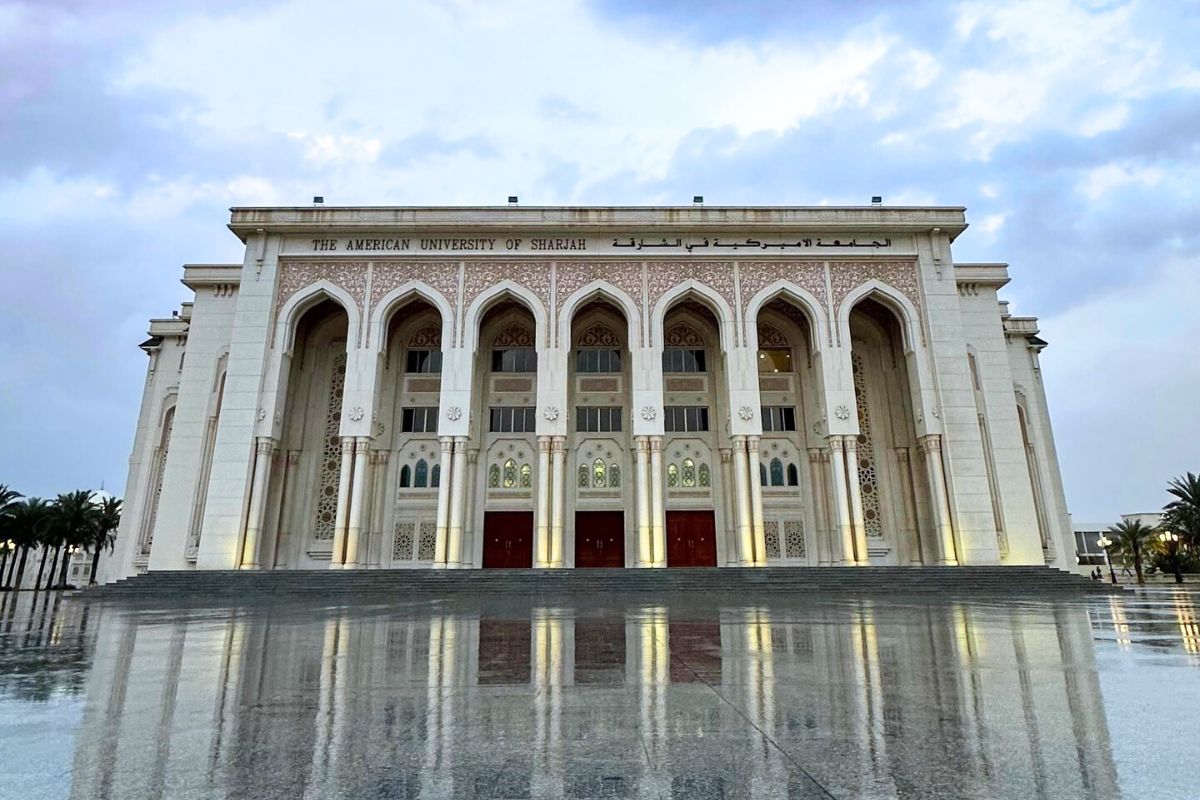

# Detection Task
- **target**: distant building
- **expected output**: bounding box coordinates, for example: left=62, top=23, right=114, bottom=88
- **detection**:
left=1074, top=513, right=1164, bottom=570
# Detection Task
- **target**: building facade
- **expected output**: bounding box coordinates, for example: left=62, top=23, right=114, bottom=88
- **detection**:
left=102, top=205, right=1075, bottom=580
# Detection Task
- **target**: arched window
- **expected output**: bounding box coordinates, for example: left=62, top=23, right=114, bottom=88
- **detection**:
left=667, top=463, right=678, bottom=487
left=698, top=463, right=710, bottom=488
left=682, top=458, right=696, bottom=487
left=578, top=464, right=590, bottom=487
left=593, top=458, right=606, bottom=488
left=520, top=463, right=532, bottom=488
left=431, top=464, right=441, bottom=488
left=759, top=462, right=768, bottom=486
left=414, top=459, right=429, bottom=488
left=488, top=464, right=500, bottom=488
left=770, top=458, right=784, bottom=487
left=787, top=463, right=799, bottom=487
left=503, top=459, right=517, bottom=488
left=609, top=464, right=621, bottom=487
left=399, top=464, right=411, bottom=488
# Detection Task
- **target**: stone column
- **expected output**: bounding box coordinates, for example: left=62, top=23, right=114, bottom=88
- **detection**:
left=368, top=451, right=389, bottom=568
left=808, top=449, right=830, bottom=565
left=463, top=448, right=479, bottom=567
left=843, top=437, right=869, bottom=566
left=342, top=438, right=371, bottom=568
left=649, top=436, right=665, bottom=567
left=731, top=435, right=754, bottom=566
left=447, top=437, right=469, bottom=567
left=719, top=448, right=736, bottom=565
left=895, top=448, right=923, bottom=564
left=330, top=438, right=356, bottom=567
left=535, top=436, right=553, bottom=567
left=920, top=435, right=958, bottom=565
left=635, top=437, right=652, bottom=566
left=550, top=437, right=567, bottom=567
left=746, top=436, right=767, bottom=566
left=240, top=437, right=276, bottom=569
left=827, top=436, right=857, bottom=565
left=433, top=437, right=454, bottom=567
left=271, top=449, right=301, bottom=568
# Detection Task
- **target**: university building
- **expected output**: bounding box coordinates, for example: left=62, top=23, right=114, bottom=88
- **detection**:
left=102, top=205, right=1074, bottom=580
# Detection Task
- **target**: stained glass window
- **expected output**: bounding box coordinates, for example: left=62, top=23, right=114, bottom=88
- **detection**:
left=667, top=463, right=678, bottom=487
left=770, top=458, right=784, bottom=487
left=503, top=458, right=517, bottom=488
left=520, top=463, right=531, bottom=488
left=488, top=464, right=500, bottom=488
left=698, top=463, right=710, bottom=488
left=682, top=458, right=696, bottom=487
left=593, top=458, right=607, bottom=487
left=414, top=459, right=428, bottom=488
left=609, top=464, right=621, bottom=487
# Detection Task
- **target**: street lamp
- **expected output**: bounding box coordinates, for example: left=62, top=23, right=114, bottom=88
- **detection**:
left=1097, top=534, right=1118, bottom=584
left=1158, top=530, right=1183, bottom=584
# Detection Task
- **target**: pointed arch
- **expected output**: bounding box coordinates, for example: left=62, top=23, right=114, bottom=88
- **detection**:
left=651, top=281, right=736, bottom=353
left=462, top=281, right=548, bottom=354
left=743, top=281, right=829, bottom=354
left=367, top=281, right=455, bottom=355
left=557, top=280, right=641, bottom=351
left=837, top=280, right=922, bottom=354
left=274, top=281, right=360, bottom=354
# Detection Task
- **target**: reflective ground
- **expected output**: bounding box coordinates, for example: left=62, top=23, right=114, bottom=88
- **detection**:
left=2, top=588, right=1199, bottom=799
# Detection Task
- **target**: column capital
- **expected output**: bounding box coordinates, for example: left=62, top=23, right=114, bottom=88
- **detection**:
left=807, top=447, right=823, bottom=464
left=843, top=436, right=858, bottom=454
left=895, top=446, right=910, bottom=463
left=340, top=438, right=356, bottom=455
left=467, top=447, right=480, bottom=464
left=439, top=437, right=455, bottom=453
left=826, top=435, right=845, bottom=454
left=918, top=434, right=942, bottom=454
left=746, top=435, right=761, bottom=453
left=635, top=436, right=650, bottom=453
left=550, top=436, right=566, bottom=454
left=648, top=436, right=663, bottom=452
left=255, top=436, right=278, bottom=455
left=718, top=447, right=732, bottom=462
left=731, top=434, right=747, bottom=448
left=287, top=449, right=301, bottom=466
left=537, top=436, right=552, bottom=452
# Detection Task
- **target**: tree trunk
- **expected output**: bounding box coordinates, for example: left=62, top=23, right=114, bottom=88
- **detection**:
left=13, top=546, right=31, bottom=592
left=45, top=547, right=60, bottom=590
left=89, top=547, right=102, bottom=585
left=0, top=552, right=7, bottom=587
left=57, top=548, right=72, bottom=588
left=1134, top=547, right=1144, bottom=584
left=2, top=550, right=15, bottom=588
left=34, top=545, right=50, bottom=593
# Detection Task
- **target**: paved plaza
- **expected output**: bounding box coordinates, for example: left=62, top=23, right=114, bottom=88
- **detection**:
left=2, top=588, right=1199, bottom=799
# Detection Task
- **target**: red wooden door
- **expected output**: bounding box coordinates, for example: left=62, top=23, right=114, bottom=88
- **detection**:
left=482, top=511, right=534, bottom=568
left=575, top=511, right=625, bottom=568
left=665, top=511, right=718, bottom=567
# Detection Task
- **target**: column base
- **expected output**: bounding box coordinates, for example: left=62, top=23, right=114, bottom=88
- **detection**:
left=239, top=562, right=260, bottom=570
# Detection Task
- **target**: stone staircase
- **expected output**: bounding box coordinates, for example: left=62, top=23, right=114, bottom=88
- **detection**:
left=84, top=565, right=1120, bottom=601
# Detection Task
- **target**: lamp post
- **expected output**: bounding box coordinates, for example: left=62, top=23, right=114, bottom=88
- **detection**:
left=1158, top=530, right=1183, bottom=584
left=1097, top=534, right=1117, bottom=584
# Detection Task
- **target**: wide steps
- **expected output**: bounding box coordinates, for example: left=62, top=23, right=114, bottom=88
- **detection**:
left=86, top=566, right=1119, bottom=600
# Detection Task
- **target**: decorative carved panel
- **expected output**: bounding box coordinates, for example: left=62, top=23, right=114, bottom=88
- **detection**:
left=756, top=324, right=789, bottom=348
left=409, top=325, right=442, bottom=347
left=313, top=352, right=347, bottom=541
left=579, top=377, right=619, bottom=393
left=664, top=324, right=704, bottom=348
left=830, top=260, right=923, bottom=344
left=494, top=323, right=534, bottom=348
left=556, top=261, right=644, bottom=344
left=463, top=261, right=551, bottom=342
left=275, top=261, right=369, bottom=335
left=665, top=376, right=705, bottom=393
left=646, top=262, right=735, bottom=321
left=369, top=260, right=459, bottom=318
left=851, top=352, right=883, bottom=538
left=576, top=323, right=621, bottom=348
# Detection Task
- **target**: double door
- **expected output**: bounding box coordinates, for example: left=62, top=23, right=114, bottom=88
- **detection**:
left=482, top=511, right=533, bottom=568
left=575, top=511, right=625, bottom=568
left=666, top=510, right=718, bottom=567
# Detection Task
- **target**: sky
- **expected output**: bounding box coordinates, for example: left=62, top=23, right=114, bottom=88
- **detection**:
left=0, top=0, right=1197, bottom=520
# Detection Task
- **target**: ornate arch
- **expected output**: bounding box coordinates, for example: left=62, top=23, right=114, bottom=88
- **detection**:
left=651, top=281, right=736, bottom=352
left=274, top=281, right=360, bottom=354
left=367, top=281, right=455, bottom=355
left=838, top=280, right=924, bottom=354
left=743, top=279, right=830, bottom=352
left=557, top=280, right=641, bottom=350
left=461, top=281, right=548, bottom=354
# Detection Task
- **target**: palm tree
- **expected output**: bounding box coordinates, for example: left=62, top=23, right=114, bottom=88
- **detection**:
left=88, top=496, right=121, bottom=585
left=1164, top=472, right=1200, bottom=547
left=0, top=485, right=23, bottom=585
left=1108, top=519, right=1158, bottom=585
left=47, top=491, right=97, bottom=589
left=3, top=498, right=51, bottom=591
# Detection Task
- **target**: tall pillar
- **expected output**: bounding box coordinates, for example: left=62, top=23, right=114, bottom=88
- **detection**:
left=463, top=448, right=479, bottom=567
left=747, top=436, right=767, bottom=566
left=342, top=438, right=370, bottom=568
left=920, top=435, right=959, bottom=565
left=330, top=438, right=356, bottom=567
left=550, top=437, right=566, bottom=567
left=240, top=437, right=276, bottom=569
left=719, top=448, right=737, bottom=565
left=731, top=435, right=754, bottom=566
left=433, top=437, right=454, bottom=567
left=367, top=451, right=389, bottom=568
left=535, top=436, right=553, bottom=567
left=447, top=437, right=469, bottom=567
left=635, top=437, right=652, bottom=566
left=843, top=437, right=869, bottom=566
left=807, top=449, right=831, bottom=565
left=269, top=449, right=300, bottom=569
left=827, top=436, right=857, bottom=565
left=648, top=436, right=665, bottom=567
left=896, top=448, right=923, bottom=564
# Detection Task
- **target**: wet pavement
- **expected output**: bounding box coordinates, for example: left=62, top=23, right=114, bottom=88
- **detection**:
left=1, top=587, right=1198, bottom=799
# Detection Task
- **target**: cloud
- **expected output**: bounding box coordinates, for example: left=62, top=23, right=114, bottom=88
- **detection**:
left=1, top=0, right=1198, bottom=522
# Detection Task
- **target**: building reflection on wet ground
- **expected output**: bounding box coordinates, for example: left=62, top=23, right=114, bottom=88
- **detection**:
left=2, top=589, right=1200, bottom=799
